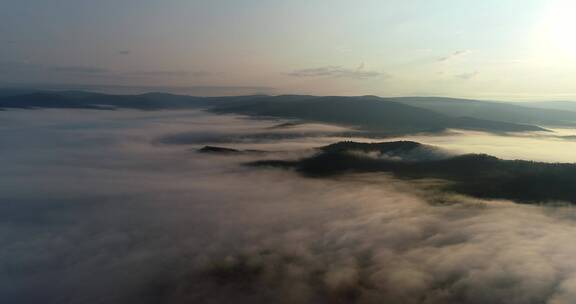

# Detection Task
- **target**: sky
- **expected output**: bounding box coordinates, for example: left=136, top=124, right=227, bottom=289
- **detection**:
left=1, top=0, right=576, bottom=99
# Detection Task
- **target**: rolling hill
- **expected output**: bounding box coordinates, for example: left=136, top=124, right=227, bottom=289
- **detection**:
left=0, top=90, right=550, bottom=134
left=391, top=96, right=576, bottom=126
left=210, top=95, right=546, bottom=133
left=250, top=140, right=576, bottom=204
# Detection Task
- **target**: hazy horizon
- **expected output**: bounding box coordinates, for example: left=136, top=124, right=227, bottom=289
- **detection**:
left=3, top=85, right=576, bottom=103
left=2, top=0, right=576, bottom=100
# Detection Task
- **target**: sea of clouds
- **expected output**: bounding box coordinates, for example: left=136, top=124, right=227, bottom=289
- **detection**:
left=1, top=109, right=576, bottom=304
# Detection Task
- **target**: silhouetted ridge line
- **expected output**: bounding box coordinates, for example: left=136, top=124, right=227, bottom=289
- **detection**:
left=249, top=140, right=576, bottom=204
left=0, top=90, right=552, bottom=134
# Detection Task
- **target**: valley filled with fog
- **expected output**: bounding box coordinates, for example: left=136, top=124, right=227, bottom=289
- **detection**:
left=2, top=109, right=576, bottom=304
left=394, top=128, right=576, bottom=163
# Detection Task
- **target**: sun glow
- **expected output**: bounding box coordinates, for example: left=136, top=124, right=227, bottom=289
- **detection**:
left=534, top=0, right=576, bottom=62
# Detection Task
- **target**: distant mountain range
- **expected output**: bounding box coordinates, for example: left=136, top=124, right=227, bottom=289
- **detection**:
left=249, top=140, right=576, bottom=204
left=391, top=97, right=576, bottom=127
left=519, top=101, right=576, bottom=113
left=209, top=95, right=547, bottom=133
left=2, top=88, right=576, bottom=134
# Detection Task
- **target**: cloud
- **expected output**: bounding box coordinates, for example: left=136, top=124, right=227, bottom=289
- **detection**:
left=0, top=62, right=210, bottom=79
left=438, top=50, right=471, bottom=62
left=117, top=50, right=131, bottom=55
left=0, top=61, right=218, bottom=87
left=157, top=121, right=353, bottom=146
left=0, top=62, right=116, bottom=84
left=288, top=64, right=388, bottom=79
left=0, top=62, right=111, bottom=75
left=0, top=61, right=38, bottom=72
left=47, top=66, right=110, bottom=74
left=454, top=70, right=479, bottom=80
left=2, top=109, right=576, bottom=303
left=0, top=83, right=277, bottom=96
left=127, top=70, right=212, bottom=78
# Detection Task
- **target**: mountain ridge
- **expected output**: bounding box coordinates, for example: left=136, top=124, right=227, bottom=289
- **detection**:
left=0, top=89, right=563, bottom=134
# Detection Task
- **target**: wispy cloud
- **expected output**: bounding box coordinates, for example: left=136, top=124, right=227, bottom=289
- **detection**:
left=438, top=50, right=471, bottom=62
left=127, top=70, right=211, bottom=78
left=288, top=64, right=388, bottom=79
left=2, top=83, right=276, bottom=96
left=47, top=66, right=109, bottom=74
left=0, top=62, right=219, bottom=87
left=454, top=70, right=479, bottom=80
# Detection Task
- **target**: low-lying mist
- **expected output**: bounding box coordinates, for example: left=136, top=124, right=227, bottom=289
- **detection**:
left=1, top=109, right=576, bottom=304
left=394, top=128, right=576, bottom=163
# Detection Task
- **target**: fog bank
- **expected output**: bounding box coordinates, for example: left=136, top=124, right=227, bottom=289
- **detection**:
left=1, top=109, right=576, bottom=303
